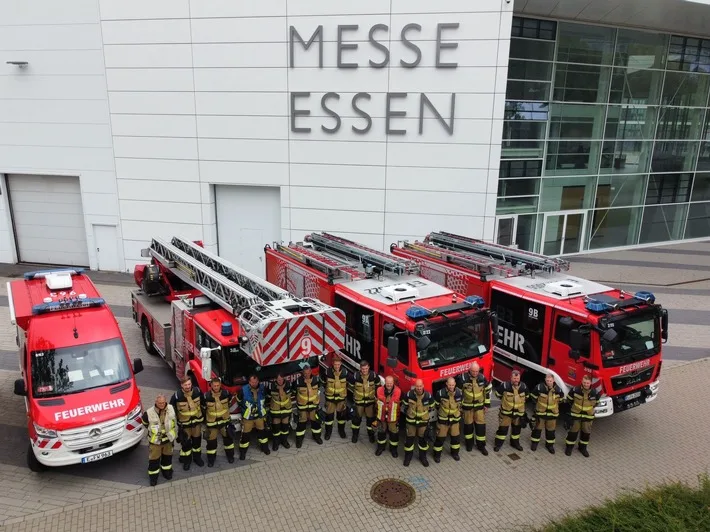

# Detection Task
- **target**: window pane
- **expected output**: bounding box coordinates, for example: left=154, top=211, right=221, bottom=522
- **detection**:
left=608, top=68, right=664, bottom=105
left=506, top=80, right=550, bottom=101
left=651, top=141, right=700, bottom=172
left=588, top=207, right=643, bottom=249
left=615, top=29, right=669, bottom=70
left=549, top=103, right=606, bottom=139
left=502, top=120, right=546, bottom=158
left=508, top=60, right=554, bottom=81
left=694, top=142, right=710, bottom=172
left=605, top=106, right=658, bottom=140
left=639, top=204, right=689, bottom=243
left=600, top=140, right=653, bottom=174
left=656, top=107, right=705, bottom=140
left=510, top=38, right=556, bottom=61
left=515, top=214, right=539, bottom=251
left=539, top=176, right=597, bottom=211
left=557, top=22, right=615, bottom=65
left=498, top=178, right=541, bottom=197
left=685, top=202, right=710, bottom=238
left=595, top=174, right=647, bottom=208
left=497, top=196, right=539, bottom=214
left=553, top=64, right=612, bottom=103
left=691, top=172, right=710, bottom=200
left=662, top=72, right=710, bottom=107
left=667, top=35, right=710, bottom=72
left=499, top=159, right=543, bottom=177
left=645, top=173, right=693, bottom=204
left=545, top=140, right=601, bottom=175
left=505, top=101, right=550, bottom=121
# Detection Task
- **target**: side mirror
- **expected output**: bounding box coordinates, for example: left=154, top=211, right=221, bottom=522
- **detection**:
left=200, top=347, right=212, bottom=360
left=601, top=328, right=618, bottom=344
left=415, top=335, right=431, bottom=352
left=383, top=322, right=396, bottom=339
left=490, top=312, right=499, bottom=344
left=569, top=329, right=590, bottom=355
left=661, top=309, right=668, bottom=341
left=386, top=357, right=398, bottom=368
left=387, top=336, right=399, bottom=358
left=13, top=379, right=26, bottom=396
left=568, top=349, right=581, bottom=361
left=133, top=358, right=144, bottom=374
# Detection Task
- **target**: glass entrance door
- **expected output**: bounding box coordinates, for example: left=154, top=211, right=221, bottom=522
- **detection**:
left=495, top=216, right=517, bottom=246
left=541, top=210, right=587, bottom=255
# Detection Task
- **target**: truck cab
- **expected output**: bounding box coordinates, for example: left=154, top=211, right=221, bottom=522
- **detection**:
left=8, top=269, right=144, bottom=472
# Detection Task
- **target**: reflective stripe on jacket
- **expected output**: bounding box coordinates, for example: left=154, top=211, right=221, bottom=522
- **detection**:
left=460, top=372, right=492, bottom=409
left=323, top=367, right=349, bottom=402
left=348, top=370, right=378, bottom=405
left=239, top=384, right=267, bottom=420
left=567, top=386, right=600, bottom=420
left=376, top=386, right=402, bottom=423
left=143, top=405, right=177, bottom=444
left=495, top=381, right=528, bottom=417
left=267, top=382, right=293, bottom=416
left=435, top=388, right=463, bottom=422
left=204, top=389, right=231, bottom=426
left=171, top=388, right=204, bottom=426
left=294, top=376, right=320, bottom=410
left=531, top=383, right=565, bottom=418
left=404, top=390, right=432, bottom=425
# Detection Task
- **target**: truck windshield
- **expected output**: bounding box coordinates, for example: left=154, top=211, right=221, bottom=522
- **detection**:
left=223, top=347, right=318, bottom=385
left=31, top=338, right=132, bottom=397
left=601, top=313, right=660, bottom=368
left=417, top=319, right=489, bottom=370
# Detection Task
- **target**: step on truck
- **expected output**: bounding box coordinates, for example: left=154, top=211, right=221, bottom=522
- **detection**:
left=8, top=269, right=145, bottom=472
left=264, top=232, right=498, bottom=396
left=390, top=231, right=669, bottom=417
left=131, top=236, right=346, bottom=424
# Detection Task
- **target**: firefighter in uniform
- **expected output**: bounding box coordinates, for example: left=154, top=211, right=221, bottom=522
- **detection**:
left=530, top=373, right=565, bottom=453
left=494, top=370, right=528, bottom=452
left=403, top=379, right=433, bottom=467
left=169, top=376, right=204, bottom=470
left=565, top=374, right=600, bottom=457
left=141, top=394, right=177, bottom=486
left=433, top=377, right=463, bottom=463
left=348, top=360, right=379, bottom=443
left=237, top=374, right=270, bottom=460
left=266, top=373, right=293, bottom=451
left=321, top=355, right=349, bottom=440
left=459, top=361, right=492, bottom=455
left=203, top=377, right=235, bottom=466
left=374, top=375, right=401, bottom=457
left=293, top=364, right=322, bottom=448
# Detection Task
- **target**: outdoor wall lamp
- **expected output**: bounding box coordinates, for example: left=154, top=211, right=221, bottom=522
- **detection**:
left=6, top=61, right=29, bottom=68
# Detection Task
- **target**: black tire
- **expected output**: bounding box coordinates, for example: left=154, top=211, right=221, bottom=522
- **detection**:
left=27, top=444, right=46, bottom=473
left=141, top=318, right=157, bottom=356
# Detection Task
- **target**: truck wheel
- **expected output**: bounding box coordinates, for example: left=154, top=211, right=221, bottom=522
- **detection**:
left=141, top=319, right=157, bottom=356
left=27, top=444, right=46, bottom=473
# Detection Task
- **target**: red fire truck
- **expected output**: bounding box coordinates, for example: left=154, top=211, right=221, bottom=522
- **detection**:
left=131, top=236, right=345, bottom=422
left=390, top=231, right=669, bottom=417
left=264, top=232, right=497, bottom=395
left=8, top=269, right=145, bottom=472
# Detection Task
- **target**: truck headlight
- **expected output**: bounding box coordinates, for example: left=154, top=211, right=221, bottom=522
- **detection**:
left=127, top=404, right=142, bottom=419
left=33, top=423, right=57, bottom=439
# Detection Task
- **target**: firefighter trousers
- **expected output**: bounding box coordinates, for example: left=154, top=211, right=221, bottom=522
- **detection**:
left=148, top=441, right=173, bottom=482
left=566, top=419, right=593, bottom=448
left=463, top=408, right=487, bottom=450
left=376, top=421, right=399, bottom=448
left=433, top=419, right=461, bottom=457
left=206, top=425, right=235, bottom=464
left=240, top=418, right=268, bottom=454
left=531, top=416, right=558, bottom=446
left=352, top=403, right=376, bottom=440
left=296, top=408, right=321, bottom=444
left=324, top=400, right=347, bottom=435
left=179, top=424, right=202, bottom=465
left=404, top=423, right=428, bottom=453
left=495, top=413, right=522, bottom=445
left=271, top=414, right=291, bottom=440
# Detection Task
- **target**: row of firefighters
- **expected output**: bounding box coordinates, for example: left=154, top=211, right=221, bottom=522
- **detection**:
left=142, top=357, right=600, bottom=485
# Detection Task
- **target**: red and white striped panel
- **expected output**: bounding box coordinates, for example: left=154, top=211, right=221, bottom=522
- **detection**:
left=287, top=314, right=324, bottom=362
left=258, top=320, right=288, bottom=366
left=591, top=377, right=604, bottom=395
left=125, top=412, right=143, bottom=433
left=35, top=437, right=62, bottom=450
left=323, top=309, right=346, bottom=352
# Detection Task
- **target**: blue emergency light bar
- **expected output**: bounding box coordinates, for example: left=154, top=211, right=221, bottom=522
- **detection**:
left=32, top=297, right=105, bottom=315
left=634, top=291, right=656, bottom=304
left=406, top=306, right=431, bottom=319
left=585, top=299, right=610, bottom=313
left=24, top=268, right=85, bottom=280
left=464, top=295, right=485, bottom=308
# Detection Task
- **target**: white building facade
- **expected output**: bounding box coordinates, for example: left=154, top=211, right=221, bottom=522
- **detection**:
left=1, top=0, right=709, bottom=275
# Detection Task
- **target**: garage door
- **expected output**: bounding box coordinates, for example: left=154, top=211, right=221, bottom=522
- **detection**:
left=215, top=185, right=281, bottom=277
left=7, top=174, right=90, bottom=266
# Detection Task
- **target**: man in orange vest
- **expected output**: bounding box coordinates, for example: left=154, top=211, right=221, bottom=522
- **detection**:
left=374, top=375, right=401, bottom=458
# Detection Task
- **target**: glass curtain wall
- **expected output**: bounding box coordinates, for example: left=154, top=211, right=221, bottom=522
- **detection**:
left=498, top=17, right=710, bottom=253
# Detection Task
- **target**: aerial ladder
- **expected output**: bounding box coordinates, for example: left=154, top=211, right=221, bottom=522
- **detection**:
left=144, top=236, right=345, bottom=366
left=425, top=231, right=570, bottom=275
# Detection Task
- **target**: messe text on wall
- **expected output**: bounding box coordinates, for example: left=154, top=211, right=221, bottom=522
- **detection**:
left=289, top=23, right=460, bottom=136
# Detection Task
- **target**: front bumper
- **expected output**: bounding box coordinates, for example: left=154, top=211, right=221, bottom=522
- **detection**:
left=32, top=426, right=144, bottom=468
left=595, top=379, right=660, bottom=418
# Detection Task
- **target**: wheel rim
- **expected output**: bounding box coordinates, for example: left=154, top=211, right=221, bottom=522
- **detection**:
left=143, top=326, right=151, bottom=349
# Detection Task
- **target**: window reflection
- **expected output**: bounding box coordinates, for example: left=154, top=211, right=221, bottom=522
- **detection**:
left=615, top=30, right=668, bottom=70
left=639, top=204, right=689, bottom=243
left=588, top=207, right=643, bottom=249
left=685, top=202, right=710, bottom=238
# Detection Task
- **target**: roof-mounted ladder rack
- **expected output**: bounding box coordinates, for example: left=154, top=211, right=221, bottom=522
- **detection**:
left=273, top=242, right=365, bottom=281
left=305, top=232, right=420, bottom=276
left=426, top=231, right=570, bottom=274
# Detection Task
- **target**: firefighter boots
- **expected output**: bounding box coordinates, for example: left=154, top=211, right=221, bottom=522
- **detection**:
left=272, top=438, right=279, bottom=452
left=433, top=450, right=441, bottom=464
left=579, top=432, right=590, bottom=457
left=193, top=454, right=204, bottom=467
left=207, top=455, right=216, bottom=467
left=260, top=441, right=271, bottom=455
left=478, top=442, right=489, bottom=456
left=493, top=442, right=502, bottom=452
left=451, top=449, right=460, bottom=462
left=324, top=425, right=333, bottom=441
left=511, top=440, right=523, bottom=452
left=419, top=449, right=429, bottom=467
left=530, top=441, right=539, bottom=451
left=565, top=444, right=574, bottom=456
left=390, top=443, right=398, bottom=458
left=466, top=439, right=474, bottom=452
left=338, top=425, right=347, bottom=439
left=368, top=430, right=376, bottom=444
left=280, top=433, right=291, bottom=449
left=239, top=448, right=248, bottom=461
left=351, top=429, right=360, bottom=443
left=578, top=445, right=590, bottom=458
left=162, top=469, right=173, bottom=481
left=227, top=452, right=235, bottom=464
left=403, top=451, right=413, bottom=467
left=313, top=434, right=323, bottom=445
left=546, top=443, right=555, bottom=454
left=375, top=442, right=386, bottom=456
left=150, top=477, right=158, bottom=486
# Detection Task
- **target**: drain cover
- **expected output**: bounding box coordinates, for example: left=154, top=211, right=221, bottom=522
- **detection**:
left=370, top=478, right=416, bottom=509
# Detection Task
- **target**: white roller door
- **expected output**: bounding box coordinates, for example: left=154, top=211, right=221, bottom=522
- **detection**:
left=215, top=185, right=281, bottom=277
left=7, top=174, right=90, bottom=266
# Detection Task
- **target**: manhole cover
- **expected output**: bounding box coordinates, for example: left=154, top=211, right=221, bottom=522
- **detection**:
left=508, top=453, right=521, bottom=461
left=370, top=478, right=416, bottom=509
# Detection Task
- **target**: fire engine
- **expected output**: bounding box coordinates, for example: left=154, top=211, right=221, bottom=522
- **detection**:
left=264, top=232, right=497, bottom=395
left=390, top=231, right=669, bottom=417
left=131, top=236, right=346, bottom=421
left=8, top=269, right=145, bottom=472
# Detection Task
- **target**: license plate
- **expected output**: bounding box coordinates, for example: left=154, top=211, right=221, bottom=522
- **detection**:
left=625, top=391, right=642, bottom=401
left=81, top=450, right=113, bottom=463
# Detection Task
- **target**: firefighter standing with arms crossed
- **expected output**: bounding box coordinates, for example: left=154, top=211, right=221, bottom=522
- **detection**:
left=529, top=373, right=565, bottom=453
left=170, top=376, right=205, bottom=470
left=293, top=363, right=322, bottom=447
left=374, top=375, right=401, bottom=457
left=348, top=360, right=379, bottom=443
left=494, top=369, right=528, bottom=452
left=565, top=374, right=600, bottom=457
left=321, top=355, right=349, bottom=440
left=203, top=377, right=235, bottom=466
left=433, top=377, right=463, bottom=463
left=459, top=361, right=492, bottom=455
left=266, top=373, right=293, bottom=451
left=237, top=374, right=270, bottom=460
left=403, top=378, right=433, bottom=467
left=141, top=393, right=177, bottom=486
